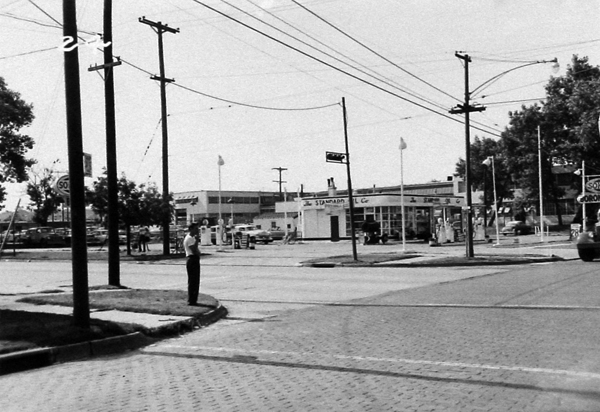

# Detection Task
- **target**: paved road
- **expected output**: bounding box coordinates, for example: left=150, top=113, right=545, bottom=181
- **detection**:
left=2, top=240, right=598, bottom=411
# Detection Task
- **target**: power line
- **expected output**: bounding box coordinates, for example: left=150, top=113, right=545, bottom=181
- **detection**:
left=290, top=0, right=461, bottom=103
left=7, top=2, right=339, bottom=113
left=172, top=82, right=340, bottom=111
left=0, top=45, right=55, bottom=60
left=240, top=0, right=450, bottom=112
left=192, top=0, right=501, bottom=137
left=484, top=97, right=546, bottom=107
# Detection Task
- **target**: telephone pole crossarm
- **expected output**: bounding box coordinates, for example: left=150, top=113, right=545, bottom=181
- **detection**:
left=88, top=57, right=122, bottom=72
left=138, top=16, right=180, bottom=34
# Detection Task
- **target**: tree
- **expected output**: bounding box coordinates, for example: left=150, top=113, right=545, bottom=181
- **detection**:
left=0, top=77, right=36, bottom=209
left=26, top=165, right=62, bottom=225
left=455, top=136, right=512, bottom=224
left=501, top=55, right=600, bottom=225
left=87, top=171, right=173, bottom=255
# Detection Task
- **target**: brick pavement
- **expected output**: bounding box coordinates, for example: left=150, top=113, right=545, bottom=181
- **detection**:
left=1, top=259, right=599, bottom=411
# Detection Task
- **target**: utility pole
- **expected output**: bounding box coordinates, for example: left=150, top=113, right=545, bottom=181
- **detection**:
left=89, top=0, right=121, bottom=286
left=139, top=16, right=179, bottom=255
left=449, top=53, right=485, bottom=258
left=63, top=0, right=89, bottom=328
left=341, top=97, right=358, bottom=261
left=272, top=167, right=287, bottom=200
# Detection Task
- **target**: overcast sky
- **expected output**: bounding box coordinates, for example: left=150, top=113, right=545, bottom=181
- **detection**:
left=1, top=0, right=599, bottom=210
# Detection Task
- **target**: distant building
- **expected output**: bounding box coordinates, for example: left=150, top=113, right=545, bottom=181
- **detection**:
left=173, top=190, right=290, bottom=227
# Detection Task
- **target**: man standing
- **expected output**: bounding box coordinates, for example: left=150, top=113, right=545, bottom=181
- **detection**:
left=183, top=223, right=201, bottom=305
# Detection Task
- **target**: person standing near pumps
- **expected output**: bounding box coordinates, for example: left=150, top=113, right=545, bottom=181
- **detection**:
left=183, top=223, right=201, bottom=306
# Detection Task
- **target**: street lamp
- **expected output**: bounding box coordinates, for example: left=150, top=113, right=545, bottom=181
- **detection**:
left=450, top=53, right=558, bottom=258
left=227, top=197, right=234, bottom=250
left=482, top=156, right=500, bottom=245
left=399, top=137, right=407, bottom=252
left=217, top=155, right=225, bottom=252
left=574, top=162, right=586, bottom=231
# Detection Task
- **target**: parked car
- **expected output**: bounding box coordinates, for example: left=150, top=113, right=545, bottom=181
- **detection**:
left=501, top=221, right=532, bottom=236
left=21, top=227, right=64, bottom=247
left=210, top=225, right=232, bottom=245
left=268, top=227, right=287, bottom=240
left=54, top=227, right=72, bottom=245
left=86, top=228, right=101, bottom=245
left=118, top=230, right=127, bottom=245
left=233, top=224, right=273, bottom=244
left=91, top=229, right=109, bottom=245
left=0, top=229, right=21, bottom=243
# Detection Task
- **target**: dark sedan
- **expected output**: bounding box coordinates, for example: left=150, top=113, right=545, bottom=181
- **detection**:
left=501, top=221, right=532, bottom=236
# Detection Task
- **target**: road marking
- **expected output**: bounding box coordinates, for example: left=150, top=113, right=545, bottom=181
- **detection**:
left=154, top=345, right=600, bottom=380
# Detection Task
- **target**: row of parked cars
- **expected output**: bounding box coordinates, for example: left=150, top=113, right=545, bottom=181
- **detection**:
left=0, top=226, right=127, bottom=247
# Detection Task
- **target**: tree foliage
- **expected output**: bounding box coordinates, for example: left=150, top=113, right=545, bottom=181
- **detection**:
left=0, top=77, right=35, bottom=209
left=455, top=136, right=512, bottom=208
left=503, top=55, right=600, bottom=224
left=86, top=170, right=173, bottom=231
left=457, top=55, right=600, bottom=225
left=26, top=165, right=62, bottom=225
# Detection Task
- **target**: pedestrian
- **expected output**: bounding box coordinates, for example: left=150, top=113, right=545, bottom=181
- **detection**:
left=183, top=223, right=201, bottom=306
left=138, top=226, right=149, bottom=252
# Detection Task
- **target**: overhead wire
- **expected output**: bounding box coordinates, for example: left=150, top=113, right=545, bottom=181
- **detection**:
left=239, top=0, right=450, bottom=112
left=13, top=0, right=339, bottom=113
left=289, top=0, right=461, bottom=103
left=0, top=45, right=56, bottom=60
left=192, top=0, right=501, bottom=137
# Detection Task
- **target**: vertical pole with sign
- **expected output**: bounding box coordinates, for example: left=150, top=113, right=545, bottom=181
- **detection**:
left=63, top=0, right=90, bottom=328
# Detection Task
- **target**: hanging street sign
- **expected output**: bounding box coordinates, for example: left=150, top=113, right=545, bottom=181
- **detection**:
left=585, top=177, right=600, bottom=193
left=577, top=193, right=600, bottom=204
left=54, top=174, right=70, bottom=197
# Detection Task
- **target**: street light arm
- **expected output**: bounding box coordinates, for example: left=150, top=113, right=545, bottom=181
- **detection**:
left=471, top=58, right=558, bottom=98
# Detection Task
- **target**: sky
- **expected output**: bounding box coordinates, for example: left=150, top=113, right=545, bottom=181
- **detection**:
left=1, top=0, right=599, bottom=211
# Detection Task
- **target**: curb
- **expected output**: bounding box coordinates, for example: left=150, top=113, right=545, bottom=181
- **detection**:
left=303, top=255, right=565, bottom=268
left=0, top=304, right=228, bottom=376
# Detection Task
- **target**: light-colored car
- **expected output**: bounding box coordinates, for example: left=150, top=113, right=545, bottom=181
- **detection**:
left=0, top=229, right=21, bottom=243
left=501, top=221, right=532, bottom=236
left=91, top=229, right=109, bottom=244
left=234, top=224, right=273, bottom=244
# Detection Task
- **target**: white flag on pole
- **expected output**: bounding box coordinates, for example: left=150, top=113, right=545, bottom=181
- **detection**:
left=400, top=137, right=407, bottom=150
left=218, top=155, right=225, bottom=166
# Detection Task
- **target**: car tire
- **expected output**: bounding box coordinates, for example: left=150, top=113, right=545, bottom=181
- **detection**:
left=579, top=248, right=596, bottom=262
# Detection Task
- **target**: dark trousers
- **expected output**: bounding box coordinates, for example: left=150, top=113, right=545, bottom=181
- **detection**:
left=186, top=255, right=200, bottom=304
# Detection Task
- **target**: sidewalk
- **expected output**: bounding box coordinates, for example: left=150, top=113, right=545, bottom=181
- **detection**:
left=0, top=232, right=580, bottom=375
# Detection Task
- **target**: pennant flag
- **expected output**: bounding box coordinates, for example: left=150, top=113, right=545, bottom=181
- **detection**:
left=218, top=155, right=225, bottom=166
left=400, top=137, right=407, bottom=150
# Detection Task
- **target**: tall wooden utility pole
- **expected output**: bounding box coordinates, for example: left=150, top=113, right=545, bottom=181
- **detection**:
left=63, top=0, right=89, bottom=328
left=272, top=167, right=288, bottom=200
left=89, top=0, right=122, bottom=285
left=139, top=16, right=179, bottom=255
left=341, top=98, right=358, bottom=261
left=449, top=53, right=485, bottom=259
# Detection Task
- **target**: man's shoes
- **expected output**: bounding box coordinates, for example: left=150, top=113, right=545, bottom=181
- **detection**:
left=188, top=302, right=217, bottom=308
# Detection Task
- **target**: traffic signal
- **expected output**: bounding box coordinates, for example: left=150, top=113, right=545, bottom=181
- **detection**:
left=326, top=151, right=347, bottom=164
